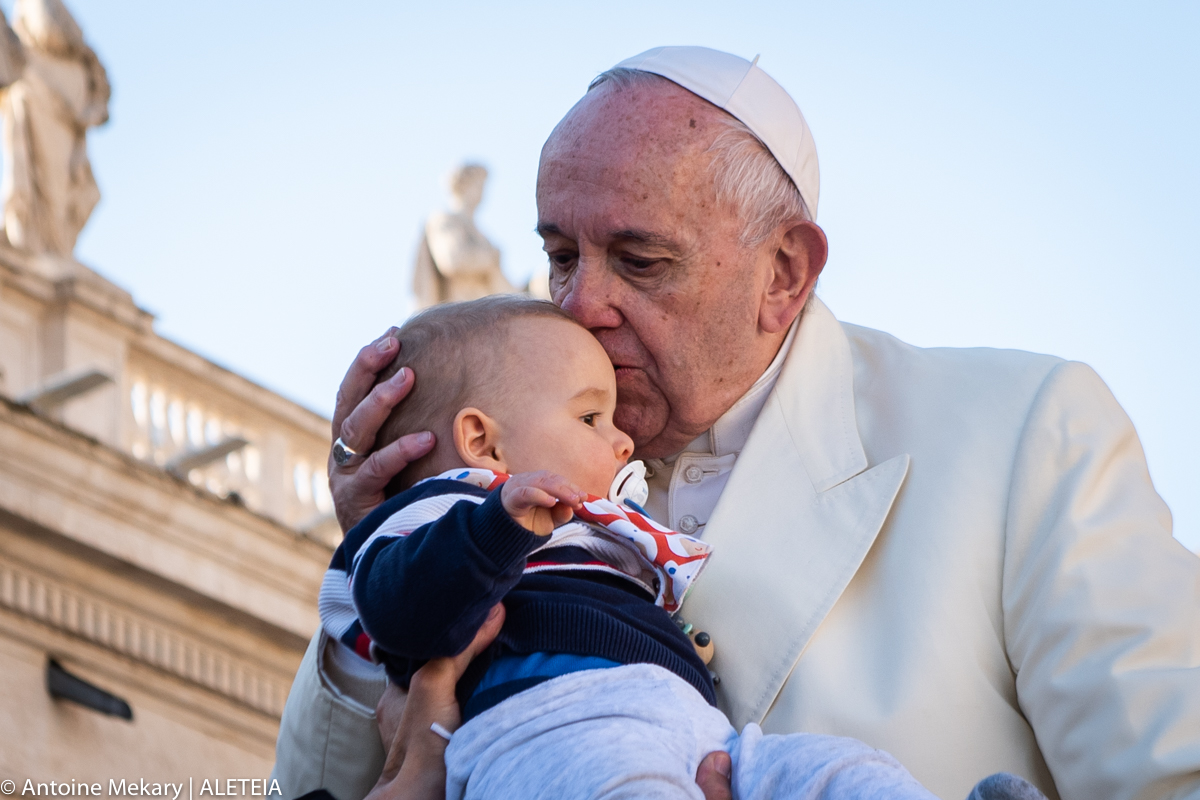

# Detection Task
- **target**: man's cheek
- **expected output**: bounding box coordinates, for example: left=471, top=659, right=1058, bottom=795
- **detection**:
left=614, top=375, right=669, bottom=448
left=614, top=368, right=660, bottom=401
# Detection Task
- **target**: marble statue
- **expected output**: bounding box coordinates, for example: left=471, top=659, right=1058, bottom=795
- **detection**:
left=0, top=0, right=110, bottom=258
left=412, top=163, right=515, bottom=308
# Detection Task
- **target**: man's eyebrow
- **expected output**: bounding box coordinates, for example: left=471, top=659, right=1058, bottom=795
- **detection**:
left=535, top=222, right=681, bottom=253
left=611, top=229, right=681, bottom=252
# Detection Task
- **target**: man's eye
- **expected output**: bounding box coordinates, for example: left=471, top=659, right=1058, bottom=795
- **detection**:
left=581, top=414, right=597, bottom=427
left=621, top=256, right=657, bottom=271
left=548, top=251, right=577, bottom=271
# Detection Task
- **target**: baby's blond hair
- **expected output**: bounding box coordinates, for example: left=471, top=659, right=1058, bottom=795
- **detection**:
left=374, top=294, right=577, bottom=495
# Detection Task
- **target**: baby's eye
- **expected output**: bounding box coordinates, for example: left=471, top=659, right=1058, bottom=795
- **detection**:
left=581, top=413, right=597, bottom=427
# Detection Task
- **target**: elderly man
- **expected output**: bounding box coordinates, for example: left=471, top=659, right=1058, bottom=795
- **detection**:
left=274, top=47, right=1200, bottom=800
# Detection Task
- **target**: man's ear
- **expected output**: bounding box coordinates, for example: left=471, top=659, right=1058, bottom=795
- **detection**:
left=453, top=407, right=508, bottom=472
left=759, top=220, right=828, bottom=334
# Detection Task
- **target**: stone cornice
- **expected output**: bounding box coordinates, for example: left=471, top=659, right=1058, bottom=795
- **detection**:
left=0, top=397, right=330, bottom=642
left=0, top=555, right=291, bottom=721
left=0, top=246, right=153, bottom=333
left=0, top=248, right=329, bottom=439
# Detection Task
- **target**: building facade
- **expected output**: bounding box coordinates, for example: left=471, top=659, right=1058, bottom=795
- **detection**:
left=0, top=245, right=337, bottom=782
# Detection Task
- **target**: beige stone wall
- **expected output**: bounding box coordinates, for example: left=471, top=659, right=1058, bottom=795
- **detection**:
left=0, top=248, right=338, bottom=781
left=0, top=609, right=274, bottom=782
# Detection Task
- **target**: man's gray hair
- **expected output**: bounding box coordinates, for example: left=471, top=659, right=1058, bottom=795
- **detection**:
left=589, top=67, right=811, bottom=248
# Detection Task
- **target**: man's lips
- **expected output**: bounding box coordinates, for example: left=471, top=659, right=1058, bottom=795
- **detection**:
left=606, top=352, right=648, bottom=373
left=595, top=331, right=648, bottom=373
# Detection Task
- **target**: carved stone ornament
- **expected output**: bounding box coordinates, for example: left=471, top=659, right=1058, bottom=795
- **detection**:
left=0, top=0, right=110, bottom=259
left=412, top=162, right=516, bottom=308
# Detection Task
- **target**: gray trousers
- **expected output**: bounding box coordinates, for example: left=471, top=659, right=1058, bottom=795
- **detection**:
left=445, top=664, right=941, bottom=800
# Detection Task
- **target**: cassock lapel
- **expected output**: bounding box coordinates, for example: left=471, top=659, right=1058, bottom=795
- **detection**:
left=680, top=297, right=910, bottom=728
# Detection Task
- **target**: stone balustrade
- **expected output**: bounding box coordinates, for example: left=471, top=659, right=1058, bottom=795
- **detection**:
left=0, top=245, right=338, bottom=771
left=0, top=245, right=341, bottom=546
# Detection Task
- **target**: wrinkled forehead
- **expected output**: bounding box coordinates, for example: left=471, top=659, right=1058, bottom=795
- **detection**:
left=547, top=80, right=732, bottom=171
left=537, top=80, right=729, bottom=227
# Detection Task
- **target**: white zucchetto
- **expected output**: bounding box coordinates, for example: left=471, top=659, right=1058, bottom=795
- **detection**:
left=614, top=46, right=820, bottom=219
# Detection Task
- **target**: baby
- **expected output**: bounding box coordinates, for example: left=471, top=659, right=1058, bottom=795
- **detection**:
left=318, top=295, right=1043, bottom=800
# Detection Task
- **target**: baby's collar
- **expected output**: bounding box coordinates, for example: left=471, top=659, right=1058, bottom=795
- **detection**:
left=420, top=463, right=651, bottom=508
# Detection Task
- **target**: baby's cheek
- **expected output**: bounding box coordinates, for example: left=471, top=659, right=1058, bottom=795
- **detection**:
left=586, top=460, right=621, bottom=499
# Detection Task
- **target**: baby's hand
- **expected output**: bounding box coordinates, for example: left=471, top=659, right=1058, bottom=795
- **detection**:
left=501, top=471, right=586, bottom=536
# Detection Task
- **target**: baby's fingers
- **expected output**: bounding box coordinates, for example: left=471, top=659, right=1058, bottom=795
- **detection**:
left=500, top=473, right=588, bottom=535
left=523, top=471, right=587, bottom=506
left=503, top=484, right=560, bottom=513
left=549, top=501, right=575, bottom=528
left=501, top=482, right=566, bottom=520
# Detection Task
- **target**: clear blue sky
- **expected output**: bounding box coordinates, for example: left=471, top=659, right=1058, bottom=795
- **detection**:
left=14, top=1, right=1197, bottom=549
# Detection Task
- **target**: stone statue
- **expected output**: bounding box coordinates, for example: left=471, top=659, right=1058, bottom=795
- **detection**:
left=0, top=0, right=110, bottom=258
left=412, top=163, right=515, bottom=308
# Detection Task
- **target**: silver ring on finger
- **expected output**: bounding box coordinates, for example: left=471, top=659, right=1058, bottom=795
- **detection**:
left=332, top=437, right=364, bottom=467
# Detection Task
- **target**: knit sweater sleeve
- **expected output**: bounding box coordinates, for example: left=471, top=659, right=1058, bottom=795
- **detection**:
left=351, top=489, right=541, bottom=660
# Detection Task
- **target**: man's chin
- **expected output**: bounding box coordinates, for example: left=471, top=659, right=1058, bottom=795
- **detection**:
left=614, top=409, right=662, bottom=452
left=614, top=393, right=667, bottom=453
left=616, top=402, right=698, bottom=459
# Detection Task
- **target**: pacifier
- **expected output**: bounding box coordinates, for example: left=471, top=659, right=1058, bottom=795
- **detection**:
left=608, top=460, right=650, bottom=508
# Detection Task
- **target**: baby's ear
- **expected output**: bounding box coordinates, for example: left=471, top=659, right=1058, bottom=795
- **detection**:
left=453, top=408, right=507, bottom=472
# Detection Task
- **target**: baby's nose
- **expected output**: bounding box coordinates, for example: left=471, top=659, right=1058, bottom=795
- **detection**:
left=614, top=430, right=635, bottom=462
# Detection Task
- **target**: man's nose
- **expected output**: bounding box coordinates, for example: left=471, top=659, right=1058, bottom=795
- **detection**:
left=557, top=259, right=623, bottom=330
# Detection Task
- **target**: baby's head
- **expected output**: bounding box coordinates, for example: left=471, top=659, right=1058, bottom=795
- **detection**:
left=376, top=295, right=634, bottom=497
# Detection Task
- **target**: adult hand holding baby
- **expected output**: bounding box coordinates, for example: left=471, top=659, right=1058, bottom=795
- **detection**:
left=365, top=604, right=506, bottom=800
left=365, top=597, right=732, bottom=800
left=361, top=600, right=738, bottom=800
left=328, top=330, right=433, bottom=533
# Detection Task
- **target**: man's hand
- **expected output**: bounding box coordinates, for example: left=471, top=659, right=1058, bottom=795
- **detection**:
left=500, top=471, right=585, bottom=535
left=696, top=751, right=733, bottom=800
left=366, top=604, right=506, bottom=800
left=374, top=681, right=407, bottom=760
left=329, top=330, right=436, bottom=533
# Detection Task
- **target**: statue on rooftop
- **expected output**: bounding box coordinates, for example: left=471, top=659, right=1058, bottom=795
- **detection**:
left=412, top=163, right=515, bottom=309
left=0, top=0, right=110, bottom=258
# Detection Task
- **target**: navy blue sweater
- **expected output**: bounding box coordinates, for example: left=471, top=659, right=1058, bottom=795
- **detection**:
left=343, top=479, right=715, bottom=708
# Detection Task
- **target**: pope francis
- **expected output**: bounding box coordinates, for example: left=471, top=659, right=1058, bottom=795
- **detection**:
left=273, top=47, right=1200, bottom=800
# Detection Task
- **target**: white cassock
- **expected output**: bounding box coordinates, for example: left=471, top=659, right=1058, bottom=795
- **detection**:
left=271, top=297, right=1200, bottom=800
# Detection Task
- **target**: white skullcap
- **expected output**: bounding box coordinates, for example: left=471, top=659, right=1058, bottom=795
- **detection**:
left=613, top=46, right=820, bottom=218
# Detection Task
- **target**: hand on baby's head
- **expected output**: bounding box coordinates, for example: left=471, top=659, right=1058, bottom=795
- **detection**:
left=501, top=472, right=587, bottom=536
left=367, top=295, right=634, bottom=502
